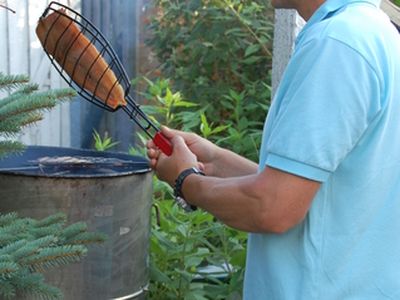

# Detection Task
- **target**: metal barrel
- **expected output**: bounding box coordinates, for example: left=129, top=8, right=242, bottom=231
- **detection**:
left=0, top=146, right=153, bottom=300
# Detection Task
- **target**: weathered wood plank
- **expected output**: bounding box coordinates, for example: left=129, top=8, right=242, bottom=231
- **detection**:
left=2, top=0, right=78, bottom=147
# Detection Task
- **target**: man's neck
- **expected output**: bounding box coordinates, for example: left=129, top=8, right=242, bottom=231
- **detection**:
left=297, top=0, right=326, bottom=20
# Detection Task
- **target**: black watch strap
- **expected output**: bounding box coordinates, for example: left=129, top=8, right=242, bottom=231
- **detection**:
left=174, top=167, right=205, bottom=212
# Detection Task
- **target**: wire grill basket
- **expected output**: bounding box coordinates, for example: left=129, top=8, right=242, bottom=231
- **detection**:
left=37, top=1, right=172, bottom=155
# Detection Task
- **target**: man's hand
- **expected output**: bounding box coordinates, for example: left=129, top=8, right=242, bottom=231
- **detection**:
left=147, top=126, right=220, bottom=176
left=147, top=126, right=258, bottom=178
left=147, top=133, right=199, bottom=186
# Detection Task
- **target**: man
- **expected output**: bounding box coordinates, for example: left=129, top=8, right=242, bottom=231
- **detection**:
left=147, top=0, right=400, bottom=298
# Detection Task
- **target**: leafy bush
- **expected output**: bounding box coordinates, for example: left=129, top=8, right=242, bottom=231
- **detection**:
left=143, top=0, right=274, bottom=161
left=150, top=195, right=246, bottom=300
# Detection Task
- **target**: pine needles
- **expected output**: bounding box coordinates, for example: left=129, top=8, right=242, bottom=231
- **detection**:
left=0, top=212, right=107, bottom=300
left=0, top=73, right=107, bottom=299
left=0, top=73, right=76, bottom=158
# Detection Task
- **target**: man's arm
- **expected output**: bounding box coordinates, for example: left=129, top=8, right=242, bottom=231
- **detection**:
left=207, top=147, right=258, bottom=178
left=183, top=165, right=320, bottom=233
left=151, top=135, right=320, bottom=233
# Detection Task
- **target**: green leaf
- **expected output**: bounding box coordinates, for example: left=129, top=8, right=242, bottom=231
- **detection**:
left=244, top=44, right=260, bottom=57
left=242, top=55, right=262, bottom=64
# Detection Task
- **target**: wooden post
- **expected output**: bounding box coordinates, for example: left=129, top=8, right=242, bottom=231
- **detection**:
left=381, top=0, right=400, bottom=29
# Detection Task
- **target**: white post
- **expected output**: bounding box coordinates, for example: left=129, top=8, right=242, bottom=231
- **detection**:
left=381, top=0, right=400, bottom=26
left=271, top=10, right=305, bottom=97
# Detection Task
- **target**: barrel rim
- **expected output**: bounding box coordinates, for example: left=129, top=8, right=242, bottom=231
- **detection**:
left=0, top=145, right=152, bottom=178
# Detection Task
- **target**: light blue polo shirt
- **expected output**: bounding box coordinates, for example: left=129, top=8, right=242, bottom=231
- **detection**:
left=244, top=0, right=400, bottom=299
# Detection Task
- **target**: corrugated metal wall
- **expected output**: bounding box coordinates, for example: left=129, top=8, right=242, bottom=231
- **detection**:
left=74, top=0, right=140, bottom=151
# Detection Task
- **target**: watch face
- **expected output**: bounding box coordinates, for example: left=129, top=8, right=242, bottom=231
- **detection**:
left=174, top=195, right=196, bottom=212
left=192, top=167, right=205, bottom=175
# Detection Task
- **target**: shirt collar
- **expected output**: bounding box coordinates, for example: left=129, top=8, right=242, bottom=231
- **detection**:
left=296, top=0, right=381, bottom=44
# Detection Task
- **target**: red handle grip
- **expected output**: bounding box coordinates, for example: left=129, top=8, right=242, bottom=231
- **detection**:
left=153, top=131, right=173, bottom=156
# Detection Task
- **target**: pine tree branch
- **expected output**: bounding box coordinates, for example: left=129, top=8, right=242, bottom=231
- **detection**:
left=0, top=254, right=12, bottom=262
left=0, top=73, right=75, bottom=156
left=0, top=261, right=19, bottom=277
left=60, top=222, right=88, bottom=241
left=0, top=141, right=25, bottom=157
left=21, top=279, right=63, bottom=300
left=30, top=224, right=63, bottom=239
left=0, top=89, right=75, bottom=122
left=0, top=84, right=39, bottom=111
left=0, top=278, right=16, bottom=299
left=0, top=233, right=21, bottom=248
left=10, top=271, right=63, bottom=300
left=14, top=83, right=39, bottom=95
left=66, top=232, right=108, bottom=245
left=34, top=213, right=67, bottom=228
left=23, top=245, right=87, bottom=272
left=0, top=73, right=29, bottom=92
left=12, top=236, right=58, bottom=262
left=0, top=213, right=18, bottom=227
left=0, top=211, right=106, bottom=299
left=0, top=112, right=43, bottom=136
left=0, top=240, right=28, bottom=256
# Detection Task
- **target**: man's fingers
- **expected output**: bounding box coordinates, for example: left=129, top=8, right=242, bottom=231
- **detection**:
left=147, top=148, right=160, bottom=159
left=161, top=126, right=195, bottom=143
left=147, top=139, right=156, bottom=149
left=150, top=158, right=157, bottom=169
left=160, top=126, right=175, bottom=139
left=171, top=135, right=190, bottom=151
left=198, top=162, right=205, bottom=172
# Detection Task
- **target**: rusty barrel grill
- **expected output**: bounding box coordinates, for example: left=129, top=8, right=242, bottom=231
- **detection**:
left=0, top=146, right=153, bottom=300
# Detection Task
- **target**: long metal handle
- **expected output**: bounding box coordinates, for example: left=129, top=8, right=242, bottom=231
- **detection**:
left=123, top=96, right=172, bottom=156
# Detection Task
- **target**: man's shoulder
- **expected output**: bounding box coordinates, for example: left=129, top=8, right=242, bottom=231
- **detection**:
left=299, top=3, right=397, bottom=67
left=313, top=4, right=392, bottom=46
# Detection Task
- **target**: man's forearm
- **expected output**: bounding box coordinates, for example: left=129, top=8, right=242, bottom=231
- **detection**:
left=181, top=166, right=319, bottom=233
left=183, top=173, right=267, bottom=232
left=213, top=148, right=258, bottom=178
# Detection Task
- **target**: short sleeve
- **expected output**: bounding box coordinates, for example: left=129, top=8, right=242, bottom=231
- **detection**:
left=265, top=37, right=381, bottom=182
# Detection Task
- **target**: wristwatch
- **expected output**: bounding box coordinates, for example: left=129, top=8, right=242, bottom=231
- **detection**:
left=174, top=167, right=205, bottom=212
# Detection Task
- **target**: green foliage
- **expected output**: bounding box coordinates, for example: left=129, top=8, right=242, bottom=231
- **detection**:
left=0, top=212, right=107, bottom=300
left=0, top=73, right=76, bottom=158
left=131, top=1, right=274, bottom=298
left=0, top=74, right=29, bottom=91
left=393, top=0, right=400, bottom=6
left=135, top=78, right=199, bottom=129
left=92, top=129, right=119, bottom=151
left=138, top=82, right=249, bottom=299
left=145, top=0, right=272, bottom=161
left=149, top=183, right=246, bottom=300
